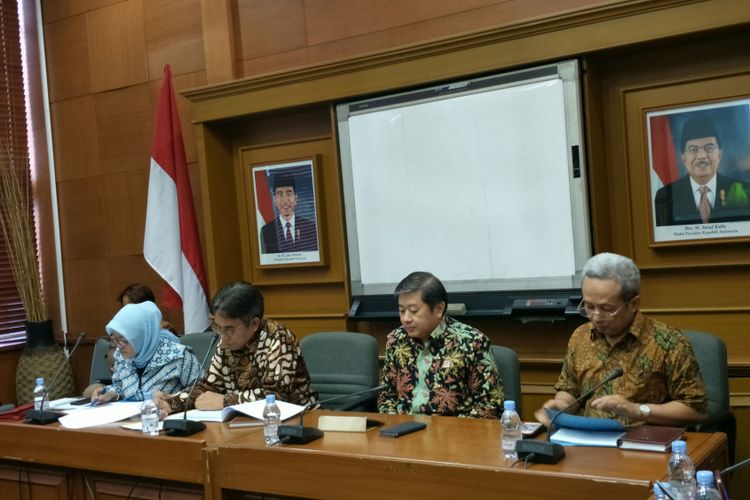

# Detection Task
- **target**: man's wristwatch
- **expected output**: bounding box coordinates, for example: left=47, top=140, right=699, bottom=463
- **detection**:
left=639, top=404, right=651, bottom=421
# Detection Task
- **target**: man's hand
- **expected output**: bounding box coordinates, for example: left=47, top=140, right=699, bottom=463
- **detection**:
left=534, top=398, right=571, bottom=426
left=195, top=391, right=224, bottom=410
left=590, top=395, right=638, bottom=421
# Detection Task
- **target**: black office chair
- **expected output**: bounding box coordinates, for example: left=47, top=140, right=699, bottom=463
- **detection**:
left=684, top=330, right=736, bottom=464
left=491, top=345, right=523, bottom=416
left=180, top=331, right=219, bottom=372
left=300, top=332, right=380, bottom=411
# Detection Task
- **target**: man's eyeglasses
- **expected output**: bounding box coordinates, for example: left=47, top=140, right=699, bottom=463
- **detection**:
left=684, top=144, right=719, bottom=155
left=576, top=297, right=637, bottom=319
left=211, top=323, right=239, bottom=337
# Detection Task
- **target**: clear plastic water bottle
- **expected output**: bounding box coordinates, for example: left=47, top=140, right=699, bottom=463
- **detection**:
left=668, top=440, right=696, bottom=500
left=695, top=470, right=722, bottom=500
left=500, top=400, right=522, bottom=461
left=33, top=377, right=47, bottom=411
left=140, top=390, right=160, bottom=436
left=263, top=394, right=281, bottom=447
left=654, top=481, right=671, bottom=500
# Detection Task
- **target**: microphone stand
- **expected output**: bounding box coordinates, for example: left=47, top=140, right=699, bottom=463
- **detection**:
left=26, top=333, right=86, bottom=425
left=516, top=367, right=624, bottom=464
left=163, top=334, right=218, bottom=437
left=278, top=384, right=387, bottom=445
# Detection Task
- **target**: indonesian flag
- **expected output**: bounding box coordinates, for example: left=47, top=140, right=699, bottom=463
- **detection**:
left=144, top=65, right=210, bottom=333
left=649, top=115, right=681, bottom=187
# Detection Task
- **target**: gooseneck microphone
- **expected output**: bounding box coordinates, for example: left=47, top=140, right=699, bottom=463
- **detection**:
left=516, top=367, right=624, bottom=464
left=278, top=384, right=387, bottom=445
left=163, top=334, right=218, bottom=437
left=26, top=332, right=86, bottom=425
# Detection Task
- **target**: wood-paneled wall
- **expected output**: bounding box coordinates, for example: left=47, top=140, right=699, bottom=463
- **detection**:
left=2, top=0, right=747, bottom=492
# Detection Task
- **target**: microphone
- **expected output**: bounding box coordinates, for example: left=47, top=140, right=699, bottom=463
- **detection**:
left=516, top=367, right=624, bottom=464
left=278, top=384, right=387, bottom=445
left=26, top=332, right=86, bottom=425
left=163, top=333, right=218, bottom=437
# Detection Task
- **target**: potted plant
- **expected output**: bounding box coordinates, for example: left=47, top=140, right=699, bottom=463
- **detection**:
left=0, top=145, right=74, bottom=404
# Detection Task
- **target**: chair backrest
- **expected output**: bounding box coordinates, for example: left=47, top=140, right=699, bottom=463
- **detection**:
left=89, top=337, right=114, bottom=385
left=683, top=330, right=730, bottom=418
left=299, top=332, right=380, bottom=411
left=491, top=345, right=522, bottom=416
left=180, top=331, right=219, bottom=372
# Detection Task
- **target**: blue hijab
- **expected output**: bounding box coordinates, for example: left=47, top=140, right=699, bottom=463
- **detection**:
left=106, top=301, right=178, bottom=368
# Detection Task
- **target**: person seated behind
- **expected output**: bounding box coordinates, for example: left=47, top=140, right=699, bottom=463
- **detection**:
left=378, top=272, right=504, bottom=418
left=91, top=301, right=203, bottom=403
left=534, top=252, right=707, bottom=427
left=118, top=283, right=176, bottom=334
left=155, top=281, right=317, bottom=416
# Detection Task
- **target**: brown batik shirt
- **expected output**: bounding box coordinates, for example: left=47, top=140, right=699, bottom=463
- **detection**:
left=166, top=318, right=317, bottom=412
left=555, top=312, right=707, bottom=424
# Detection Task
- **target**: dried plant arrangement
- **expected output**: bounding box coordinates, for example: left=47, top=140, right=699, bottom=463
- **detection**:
left=0, top=144, right=47, bottom=322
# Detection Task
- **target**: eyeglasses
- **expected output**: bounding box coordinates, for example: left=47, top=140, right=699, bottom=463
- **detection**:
left=684, top=144, right=719, bottom=155
left=576, top=297, right=636, bottom=319
left=210, top=322, right=239, bottom=337
left=111, top=335, right=129, bottom=348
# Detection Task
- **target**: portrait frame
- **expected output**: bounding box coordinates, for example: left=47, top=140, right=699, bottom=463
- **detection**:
left=251, top=157, right=325, bottom=268
left=647, top=98, right=750, bottom=245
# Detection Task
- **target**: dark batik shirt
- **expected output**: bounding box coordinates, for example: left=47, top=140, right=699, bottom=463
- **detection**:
left=166, top=318, right=317, bottom=412
left=378, top=316, right=504, bottom=418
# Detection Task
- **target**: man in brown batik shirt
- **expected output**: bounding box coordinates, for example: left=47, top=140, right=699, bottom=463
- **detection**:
left=535, top=253, right=706, bottom=427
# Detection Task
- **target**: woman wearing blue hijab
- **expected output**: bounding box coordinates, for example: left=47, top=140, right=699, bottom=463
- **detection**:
left=91, top=301, right=203, bottom=403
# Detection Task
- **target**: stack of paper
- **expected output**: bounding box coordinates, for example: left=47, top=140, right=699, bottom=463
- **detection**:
left=164, top=399, right=305, bottom=423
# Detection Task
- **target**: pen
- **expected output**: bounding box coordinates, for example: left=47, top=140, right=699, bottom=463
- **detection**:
left=228, top=421, right=264, bottom=428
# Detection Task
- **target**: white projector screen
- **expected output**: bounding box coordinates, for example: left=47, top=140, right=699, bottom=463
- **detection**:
left=336, top=60, right=591, bottom=298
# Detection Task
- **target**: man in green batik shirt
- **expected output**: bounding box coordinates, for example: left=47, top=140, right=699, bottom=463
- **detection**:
left=535, top=252, right=707, bottom=427
left=378, top=272, right=504, bottom=418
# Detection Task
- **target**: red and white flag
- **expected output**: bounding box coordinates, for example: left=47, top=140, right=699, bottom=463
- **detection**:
left=144, top=65, right=210, bottom=333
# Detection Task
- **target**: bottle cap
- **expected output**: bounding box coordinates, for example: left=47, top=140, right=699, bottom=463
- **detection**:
left=36, top=377, right=44, bottom=384
left=503, top=400, right=516, bottom=411
left=671, top=440, right=686, bottom=453
left=266, top=394, right=276, bottom=404
left=696, top=470, right=714, bottom=485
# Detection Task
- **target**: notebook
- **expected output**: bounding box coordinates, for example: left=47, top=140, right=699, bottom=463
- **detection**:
left=616, top=425, right=684, bottom=452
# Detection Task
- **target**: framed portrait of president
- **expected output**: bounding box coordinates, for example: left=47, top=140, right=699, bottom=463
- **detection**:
left=251, top=158, right=324, bottom=267
left=647, top=98, right=750, bottom=244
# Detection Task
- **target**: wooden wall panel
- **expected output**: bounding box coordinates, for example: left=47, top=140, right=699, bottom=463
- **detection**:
left=144, top=0, right=205, bottom=80
left=86, top=0, right=148, bottom=92
left=50, top=96, right=100, bottom=182
left=57, top=178, right=108, bottom=261
left=41, top=0, right=121, bottom=24
left=93, top=84, right=153, bottom=176
left=235, top=0, right=307, bottom=61
left=43, top=14, right=91, bottom=102
left=102, top=170, right=149, bottom=257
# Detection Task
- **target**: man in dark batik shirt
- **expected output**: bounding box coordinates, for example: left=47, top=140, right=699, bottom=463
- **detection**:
left=378, top=272, right=504, bottom=418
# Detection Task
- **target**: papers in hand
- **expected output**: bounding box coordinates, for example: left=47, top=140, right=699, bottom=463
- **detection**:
left=165, top=399, right=306, bottom=423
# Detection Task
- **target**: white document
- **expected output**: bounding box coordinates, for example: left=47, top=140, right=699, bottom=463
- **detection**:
left=164, top=399, right=305, bottom=423
left=58, top=402, right=142, bottom=429
left=550, top=428, right=627, bottom=447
